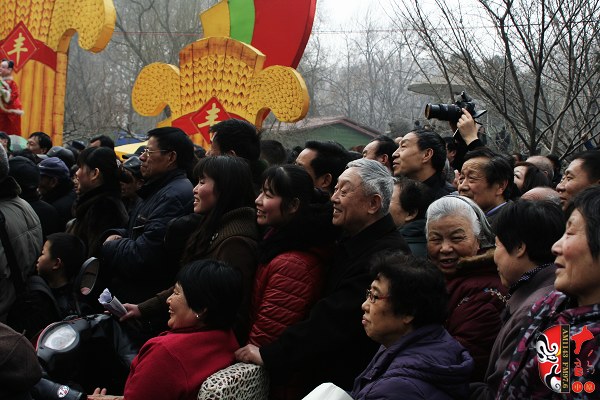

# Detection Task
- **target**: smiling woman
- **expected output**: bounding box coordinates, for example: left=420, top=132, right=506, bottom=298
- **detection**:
left=497, top=186, right=600, bottom=398
left=122, top=260, right=242, bottom=400
left=425, top=195, right=506, bottom=382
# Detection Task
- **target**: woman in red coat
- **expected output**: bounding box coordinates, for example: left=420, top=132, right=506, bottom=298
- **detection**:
left=89, top=259, right=242, bottom=400
left=249, top=165, right=338, bottom=346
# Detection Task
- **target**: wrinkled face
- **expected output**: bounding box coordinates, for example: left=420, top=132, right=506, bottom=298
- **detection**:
left=255, top=182, right=293, bottom=227
left=556, top=159, right=596, bottom=210
left=427, top=215, right=480, bottom=276
left=27, top=136, right=43, bottom=154
left=139, top=136, right=174, bottom=179
left=389, top=184, right=409, bottom=228
left=36, top=240, right=57, bottom=278
left=513, top=165, right=527, bottom=191
left=362, top=275, right=411, bottom=348
left=552, top=210, right=600, bottom=306
left=494, top=237, right=522, bottom=288
left=391, top=132, right=423, bottom=178
left=166, top=283, right=198, bottom=330
left=75, top=164, right=98, bottom=195
left=458, top=157, right=503, bottom=212
left=193, top=174, right=218, bottom=214
left=331, top=168, right=371, bottom=235
left=295, top=148, right=319, bottom=185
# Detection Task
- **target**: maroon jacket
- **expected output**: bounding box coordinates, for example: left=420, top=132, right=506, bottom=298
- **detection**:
left=445, top=249, right=507, bottom=382
left=249, top=247, right=330, bottom=346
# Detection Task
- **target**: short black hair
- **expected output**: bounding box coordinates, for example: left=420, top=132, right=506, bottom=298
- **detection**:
left=393, top=177, right=434, bottom=220
left=572, top=150, right=600, bottom=183
left=30, top=132, right=52, bottom=152
left=515, top=161, right=550, bottom=194
left=370, top=135, right=397, bottom=160
left=77, top=147, right=121, bottom=192
left=147, top=127, right=195, bottom=171
left=566, top=185, right=600, bottom=260
left=176, top=259, right=243, bottom=329
left=304, top=140, right=350, bottom=190
left=465, top=147, right=516, bottom=200
left=494, top=200, right=564, bottom=265
left=370, top=253, right=448, bottom=328
left=260, top=140, right=287, bottom=166
left=210, top=119, right=260, bottom=161
left=413, top=129, right=447, bottom=173
left=90, top=135, right=115, bottom=149
left=443, top=136, right=457, bottom=153
left=46, top=233, right=87, bottom=280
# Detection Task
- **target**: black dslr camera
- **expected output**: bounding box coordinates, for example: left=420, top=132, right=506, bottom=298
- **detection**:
left=424, top=91, right=487, bottom=123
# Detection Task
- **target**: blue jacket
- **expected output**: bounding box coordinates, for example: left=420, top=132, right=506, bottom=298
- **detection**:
left=102, top=169, right=193, bottom=303
left=351, top=324, right=473, bottom=400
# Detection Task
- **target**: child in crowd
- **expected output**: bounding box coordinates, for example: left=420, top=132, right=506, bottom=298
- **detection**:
left=8, top=233, right=87, bottom=339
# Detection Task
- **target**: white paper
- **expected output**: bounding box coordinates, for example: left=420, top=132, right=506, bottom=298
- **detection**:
left=98, top=288, right=127, bottom=318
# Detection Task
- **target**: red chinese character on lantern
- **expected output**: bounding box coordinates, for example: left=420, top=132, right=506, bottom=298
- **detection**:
left=0, top=22, right=39, bottom=71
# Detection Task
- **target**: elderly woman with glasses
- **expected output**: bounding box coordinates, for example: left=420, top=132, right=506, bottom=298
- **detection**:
left=351, top=253, right=473, bottom=399
left=497, top=186, right=600, bottom=398
left=426, top=195, right=507, bottom=382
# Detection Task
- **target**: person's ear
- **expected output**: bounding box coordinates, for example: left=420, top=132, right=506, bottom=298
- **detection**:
left=515, top=243, right=527, bottom=259
left=422, top=148, right=434, bottom=164
left=316, top=173, right=332, bottom=192
left=495, top=180, right=509, bottom=196
left=52, top=257, right=63, bottom=271
left=91, top=168, right=101, bottom=182
left=367, top=194, right=382, bottom=215
left=194, top=307, right=208, bottom=323
left=286, top=198, right=300, bottom=215
left=401, top=315, right=414, bottom=325
left=226, top=149, right=237, bottom=157
left=404, top=208, right=419, bottom=223
left=166, top=150, right=178, bottom=167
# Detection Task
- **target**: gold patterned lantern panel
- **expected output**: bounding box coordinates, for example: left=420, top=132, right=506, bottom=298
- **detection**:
left=0, top=0, right=115, bottom=143
left=132, top=36, right=309, bottom=148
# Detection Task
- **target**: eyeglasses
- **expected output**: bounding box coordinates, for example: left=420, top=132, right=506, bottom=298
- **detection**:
left=141, top=148, right=169, bottom=156
left=365, top=289, right=390, bottom=303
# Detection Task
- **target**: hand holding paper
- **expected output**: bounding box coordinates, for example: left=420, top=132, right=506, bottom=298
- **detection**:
left=98, top=288, right=127, bottom=318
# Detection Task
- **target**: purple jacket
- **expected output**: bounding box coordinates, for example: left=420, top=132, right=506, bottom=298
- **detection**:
left=351, top=324, right=474, bottom=400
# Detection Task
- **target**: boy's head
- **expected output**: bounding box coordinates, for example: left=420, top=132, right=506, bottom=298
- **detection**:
left=37, top=233, right=86, bottom=282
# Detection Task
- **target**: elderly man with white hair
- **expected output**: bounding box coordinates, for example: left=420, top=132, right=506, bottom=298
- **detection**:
left=236, top=158, right=410, bottom=397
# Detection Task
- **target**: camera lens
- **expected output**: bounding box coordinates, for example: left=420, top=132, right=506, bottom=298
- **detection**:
left=424, top=103, right=462, bottom=122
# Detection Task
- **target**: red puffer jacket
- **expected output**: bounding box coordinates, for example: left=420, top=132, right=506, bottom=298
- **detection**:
left=248, top=248, right=328, bottom=346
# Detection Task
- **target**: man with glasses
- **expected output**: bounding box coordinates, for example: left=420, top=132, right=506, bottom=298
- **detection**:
left=102, top=127, right=195, bottom=306
left=236, top=158, right=410, bottom=396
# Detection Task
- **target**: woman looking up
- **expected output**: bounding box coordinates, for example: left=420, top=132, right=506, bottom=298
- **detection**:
left=122, top=156, right=260, bottom=343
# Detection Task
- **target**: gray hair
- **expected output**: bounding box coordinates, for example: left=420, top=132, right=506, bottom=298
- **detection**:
left=346, top=158, right=393, bottom=215
left=426, top=195, right=495, bottom=249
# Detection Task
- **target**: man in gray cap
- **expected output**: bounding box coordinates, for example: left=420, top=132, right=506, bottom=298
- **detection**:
left=0, top=144, right=43, bottom=322
left=38, top=157, right=76, bottom=229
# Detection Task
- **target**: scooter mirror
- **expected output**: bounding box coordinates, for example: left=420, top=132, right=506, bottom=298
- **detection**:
left=76, top=257, right=99, bottom=296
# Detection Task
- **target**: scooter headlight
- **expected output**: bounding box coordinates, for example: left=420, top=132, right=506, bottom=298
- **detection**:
left=42, top=324, right=78, bottom=351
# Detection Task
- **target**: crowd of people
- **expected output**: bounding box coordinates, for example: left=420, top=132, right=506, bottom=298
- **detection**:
left=0, top=109, right=599, bottom=400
